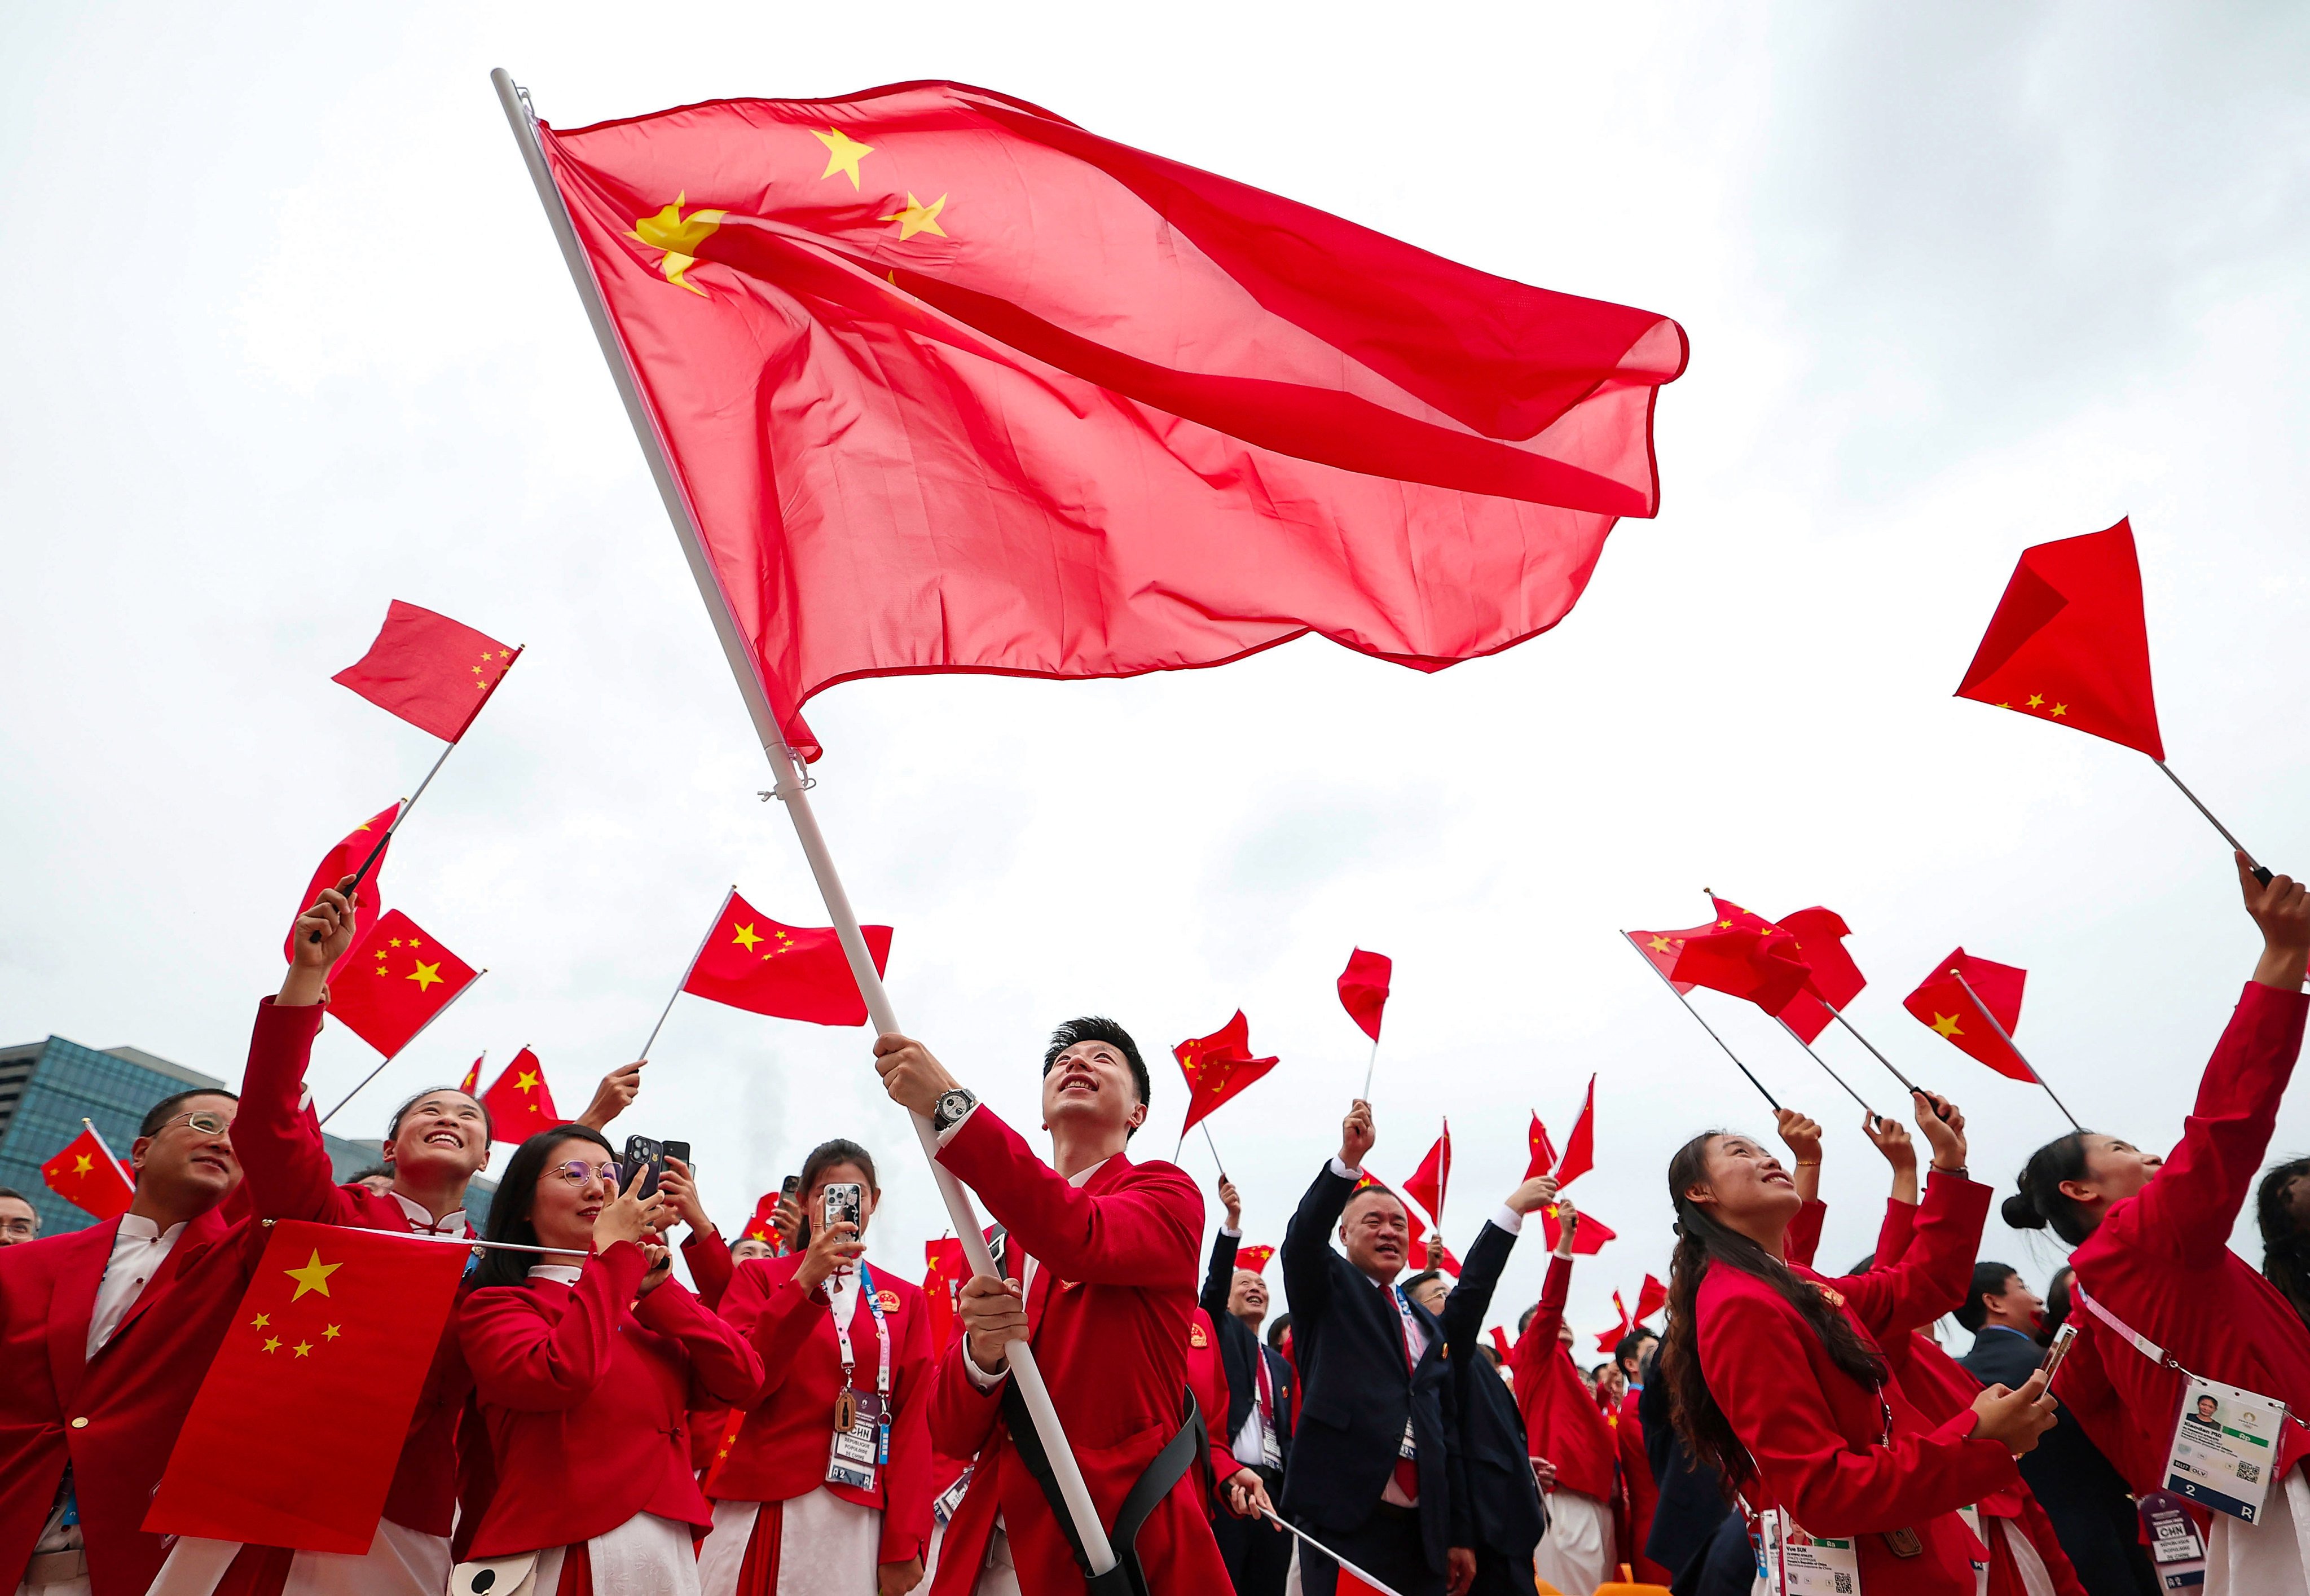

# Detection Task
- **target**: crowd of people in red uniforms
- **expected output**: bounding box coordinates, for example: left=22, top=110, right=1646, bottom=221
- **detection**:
left=7, top=856, right=2310, bottom=1596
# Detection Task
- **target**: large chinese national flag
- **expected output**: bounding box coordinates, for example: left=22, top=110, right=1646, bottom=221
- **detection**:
left=1173, top=1011, right=1279, bottom=1136
left=1955, top=519, right=2163, bottom=759
left=329, top=910, right=480, bottom=1056
left=536, top=83, right=1686, bottom=756
left=144, top=1220, right=468, bottom=1550
left=41, top=1125, right=134, bottom=1220
left=283, top=802, right=399, bottom=964
left=683, top=891, right=891, bottom=1026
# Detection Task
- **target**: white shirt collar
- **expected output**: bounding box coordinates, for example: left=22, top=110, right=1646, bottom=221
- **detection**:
left=527, top=1262, right=583, bottom=1285
left=1066, top=1158, right=1110, bottom=1189
left=389, top=1189, right=468, bottom=1236
left=115, top=1212, right=183, bottom=1245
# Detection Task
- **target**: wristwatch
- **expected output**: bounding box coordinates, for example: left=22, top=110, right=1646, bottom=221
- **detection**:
left=933, top=1087, right=979, bottom=1134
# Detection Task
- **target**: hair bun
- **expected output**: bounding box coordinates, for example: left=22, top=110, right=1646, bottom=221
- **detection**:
left=2001, top=1191, right=2047, bottom=1230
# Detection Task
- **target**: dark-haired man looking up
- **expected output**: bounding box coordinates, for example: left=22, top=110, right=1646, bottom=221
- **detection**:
left=875, top=1017, right=1231, bottom=1596
left=0, top=1087, right=256, bottom=1596
left=1281, top=1098, right=1475, bottom=1596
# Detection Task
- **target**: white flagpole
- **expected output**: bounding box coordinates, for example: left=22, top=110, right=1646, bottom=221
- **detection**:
left=640, top=886, right=736, bottom=1062
left=1773, top=1017, right=1877, bottom=1116
left=1256, top=1511, right=1409, bottom=1596
left=318, top=970, right=490, bottom=1127
left=1945, top=967, right=2083, bottom=1132
left=490, top=69, right=1115, bottom=1576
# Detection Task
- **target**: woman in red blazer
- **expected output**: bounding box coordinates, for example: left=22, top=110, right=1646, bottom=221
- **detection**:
left=699, top=1139, right=933, bottom=1596
left=1656, top=1090, right=2056, bottom=1595
left=457, top=1127, right=763, bottom=1596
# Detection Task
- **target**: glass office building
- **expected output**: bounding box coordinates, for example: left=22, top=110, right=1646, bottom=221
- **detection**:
left=0, top=1033, right=493, bottom=1238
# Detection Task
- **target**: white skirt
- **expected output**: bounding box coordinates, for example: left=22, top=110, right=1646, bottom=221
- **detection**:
left=2208, top=1468, right=2310, bottom=1596
left=536, top=1512, right=701, bottom=1596
left=696, top=1492, right=882, bottom=1596
left=1533, top=1487, right=1614, bottom=1596
left=146, top=1519, right=450, bottom=1596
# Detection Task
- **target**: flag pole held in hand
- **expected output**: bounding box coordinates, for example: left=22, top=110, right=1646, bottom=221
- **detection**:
left=492, top=69, right=1115, bottom=1576
left=1620, top=931, right=1780, bottom=1110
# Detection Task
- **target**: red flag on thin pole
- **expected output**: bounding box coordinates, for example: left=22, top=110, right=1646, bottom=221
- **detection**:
left=1700, top=892, right=1919, bottom=1098
left=1402, top=1121, right=1451, bottom=1230
left=1707, top=898, right=1877, bottom=1114
left=1236, top=1245, right=1276, bottom=1274
left=677, top=891, right=892, bottom=1028
left=1553, top=1079, right=1595, bottom=1189
left=283, top=802, right=400, bottom=964
left=143, top=1221, right=468, bottom=1551
left=1903, top=949, right=2082, bottom=1131
left=457, top=1052, right=483, bottom=1094
left=1173, top=1012, right=1281, bottom=1137
left=1540, top=1202, right=1614, bottom=1256
left=1523, top=1114, right=1559, bottom=1181
left=479, top=1048, right=562, bottom=1144
left=1595, top=1290, right=1635, bottom=1354
left=41, top=1122, right=135, bottom=1221
left=1668, top=918, right=1814, bottom=1017
left=1635, top=1273, right=1669, bottom=1325
left=1955, top=517, right=2269, bottom=880
left=325, top=911, right=482, bottom=1058
left=1338, top=949, right=1393, bottom=1044
left=333, top=601, right=521, bottom=745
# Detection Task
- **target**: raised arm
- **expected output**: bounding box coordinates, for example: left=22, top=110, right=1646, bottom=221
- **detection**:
left=238, top=882, right=369, bottom=1224
left=1202, top=1176, right=1242, bottom=1317
left=633, top=1271, right=765, bottom=1408
left=1444, top=1175, right=1553, bottom=1361
left=1283, top=1102, right=1376, bottom=1342
left=1827, top=1092, right=1983, bottom=1333
left=459, top=1243, right=649, bottom=1411
left=1775, top=1110, right=1823, bottom=1208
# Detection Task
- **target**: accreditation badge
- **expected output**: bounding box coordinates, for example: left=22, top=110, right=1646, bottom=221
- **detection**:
left=2164, top=1375, right=2286, bottom=1523
left=2137, top=1489, right=2207, bottom=1590
left=1761, top=1509, right=1862, bottom=1596
left=826, top=1390, right=890, bottom=1491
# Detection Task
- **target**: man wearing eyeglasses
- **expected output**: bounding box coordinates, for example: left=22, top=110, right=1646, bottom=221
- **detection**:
left=0, top=1188, right=38, bottom=1246
left=0, top=1084, right=262, bottom=1596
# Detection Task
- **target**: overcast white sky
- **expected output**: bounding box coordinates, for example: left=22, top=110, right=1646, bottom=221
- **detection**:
left=6, top=3, right=2308, bottom=1343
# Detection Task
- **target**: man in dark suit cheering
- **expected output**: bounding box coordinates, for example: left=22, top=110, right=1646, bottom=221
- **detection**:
left=1281, top=1098, right=1475, bottom=1596
left=1202, top=1175, right=1296, bottom=1596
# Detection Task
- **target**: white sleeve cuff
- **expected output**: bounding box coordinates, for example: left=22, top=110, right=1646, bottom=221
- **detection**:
left=1328, top=1157, right=1362, bottom=1181
left=934, top=1101, right=980, bottom=1151
left=1492, top=1204, right=1524, bottom=1236
left=962, top=1339, right=1009, bottom=1390
left=1221, top=1225, right=1242, bottom=1238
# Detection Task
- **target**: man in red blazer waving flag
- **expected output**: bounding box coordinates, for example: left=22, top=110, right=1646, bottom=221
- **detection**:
left=518, top=80, right=1686, bottom=758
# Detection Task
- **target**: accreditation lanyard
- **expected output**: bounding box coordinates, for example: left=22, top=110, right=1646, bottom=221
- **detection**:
left=1390, top=1286, right=1423, bottom=1459
left=830, top=1260, right=893, bottom=1403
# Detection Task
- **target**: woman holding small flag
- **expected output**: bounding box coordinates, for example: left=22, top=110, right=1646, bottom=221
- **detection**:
left=2005, top=857, right=2310, bottom=1593
left=458, top=1127, right=764, bottom=1595
left=698, top=1138, right=935, bottom=1596
left=1656, top=1088, right=2056, bottom=1594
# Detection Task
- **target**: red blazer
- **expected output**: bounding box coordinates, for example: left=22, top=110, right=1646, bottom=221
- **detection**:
left=708, top=1251, right=935, bottom=1566
left=1510, top=1254, right=1617, bottom=1500
left=683, top=1231, right=738, bottom=1473
left=925, top=1110, right=1230, bottom=1596
left=1697, top=1172, right=2016, bottom=1595
left=458, top=1242, right=764, bottom=1557
left=2061, top=982, right=2310, bottom=1489
left=0, top=1207, right=264, bottom=1595
left=236, top=996, right=476, bottom=1537
left=1188, top=1306, right=1237, bottom=1501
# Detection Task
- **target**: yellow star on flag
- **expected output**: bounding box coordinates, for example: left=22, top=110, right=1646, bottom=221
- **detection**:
left=407, top=960, right=443, bottom=992
left=324, top=1324, right=342, bottom=1340
left=2026, top=694, right=2044, bottom=709
left=626, top=192, right=728, bottom=296
left=390, top=938, right=404, bottom=947
left=515, top=1070, right=541, bottom=1093
left=732, top=923, right=763, bottom=951
left=262, top=1336, right=282, bottom=1354
left=2051, top=703, right=2068, bottom=716
left=1930, top=1013, right=1964, bottom=1038
left=72, top=1153, right=93, bottom=1175
left=284, top=1249, right=342, bottom=1301
left=813, top=127, right=875, bottom=188
left=1647, top=936, right=1672, bottom=953
left=881, top=192, right=948, bottom=240
left=250, top=1313, right=270, bottom=1329
left=293, top=1340, right=313, bottom=1358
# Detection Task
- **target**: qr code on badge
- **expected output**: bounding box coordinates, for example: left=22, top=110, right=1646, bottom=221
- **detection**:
left=1832, top=1576, right=1854, bottom=1594
left=2239, top=1461, right=2263, bottom=1485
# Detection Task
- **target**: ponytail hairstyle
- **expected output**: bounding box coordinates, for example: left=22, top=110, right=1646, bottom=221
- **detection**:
left=794, top=1138, right=879, bottom=1250
left=472, top=1125, right=617, bottom=1291
left=1657, top=1133, right=1890, bottom=1491
left=2001, top=1132, right=2095, bottom=1247
left=2256, top=1157, right=2310, bottom=1330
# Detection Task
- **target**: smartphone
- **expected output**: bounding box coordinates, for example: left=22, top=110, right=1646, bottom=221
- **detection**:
left=622, top=1135, right=665, bottom=1201
left=781, top=1173, right=802, bottom=1202
left=2039, top=1322, right=2079, bottom=1385
left=662, top=1140, right=691, bottom=1171
left=822, top=1181, right=864, bottom=1233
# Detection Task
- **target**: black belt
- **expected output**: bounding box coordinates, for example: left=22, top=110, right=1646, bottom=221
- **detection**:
left=1002, top=1380, right=1209, bottom=1596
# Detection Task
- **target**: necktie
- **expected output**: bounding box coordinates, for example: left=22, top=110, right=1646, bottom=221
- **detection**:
left=1391, top=1287, right=1420, bottom=1503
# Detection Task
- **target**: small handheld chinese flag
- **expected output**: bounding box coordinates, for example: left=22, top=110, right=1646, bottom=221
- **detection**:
left=1596, top=1290, right=1635, bottom=1354
left=1669, top=914, right=1815, bottom=1017
left=457, top=1054, right=483, bottom=1094
left=1488, top=1325, right=1513, bottom=1362
left=283, top=802, right=399, bottom=964
left=1541, top=1202, right=1614, bottom=1255
left=1554, top=1078, right=1596, bottom=1189
left=1903, top=949, right=2034, bottom=1083
left=144, top=1220, right=468, bottom=1551
left=328, top=911, right=479, bottom=1057
left=1748, top=903, right=1865, bottom=1045
left=479, top=1049, right=561, bottom=1143
left=742, top=1192, right=785, bottom=1243
left=333, top=601, right=521, bottom=744
left=1236, top=1245, right=1276, bottom=1274
left=682, top=891, right=891, bottom=1027
left=1635, top=1273, right=1669, bottom=1325
left=1173, top=1012, right=1281, bottom=1135
left=41, top=1124, right=134, bottom=1220
left=1524, top=1113, right=1560, bottom=1181
left=1955, top=518, right=2163, bottom=759
left=924, top=1236, right=967, bottom=1351
left=1337, top=949, right=1393, bottom=1044
left=1402, top=1122, right=1451, bottom=1227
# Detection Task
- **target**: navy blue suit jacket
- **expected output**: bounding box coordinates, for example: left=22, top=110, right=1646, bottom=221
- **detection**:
left=1437, top=1215, right=1547, bottom=1559
left=1201, top=1228, right=1295, bottom=1466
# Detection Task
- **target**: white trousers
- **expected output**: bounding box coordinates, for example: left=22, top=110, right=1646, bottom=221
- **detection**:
left=1533, top=1488, right=1613, bottom=1596
left=1978, top=1518, right=2057, bottom=1596
left=536, top=1511, right=702, bottom=1596
left=2208, top=1469, right=2310, bottom=1596
left=147, top=1519, right=450, bottom=1596
left=697, top=1494, right=883, bottom=1596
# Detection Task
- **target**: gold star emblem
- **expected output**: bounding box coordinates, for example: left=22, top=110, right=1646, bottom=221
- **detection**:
left=250, top=1313, right=271, bottom=1329
left=408, top=938, right=422, bottom=948
left=284, top=1248, right=342, bottom=1301
left=1717, top=920, right=1732, bottom=930
left=2051, top=702, right=2067, bottom=717
left=1647, top=935, right=1672, bottom=953
left=323, top=1324, right=341, bottom=1340
left=2026, top=694, right=2044, bottom=709
left=72, top=1153, right=94, bottom=1175
left=499, top=649, right=511, bottom=659
left=292, top=1340, right=314, bottom=1358
left=1996, top=701, right=2012, bottom=709
left=732, top=923, right=763, bottom=951
left=262, top=1336, right=282, bottom=1354
left=515, top=1070, right=541, bottom=1093
left=881, top=192, right=948, bottom=240
left=390, top=938, right=404, bottom=948
left=1930, top=1013, right=1963, bottom=1038
left=812, top=127, right=875, bottom=188
left=407, top=960, right=443, bottom=992
left=625, top=192, right=727, bottom=295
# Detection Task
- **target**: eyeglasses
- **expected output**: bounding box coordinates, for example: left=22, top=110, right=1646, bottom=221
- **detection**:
left=0, top=1216, right=36, bottom=1237
left=155, top=1110, right=233, bottom=1137
left=546, top=1160, right=621, bottom=1187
